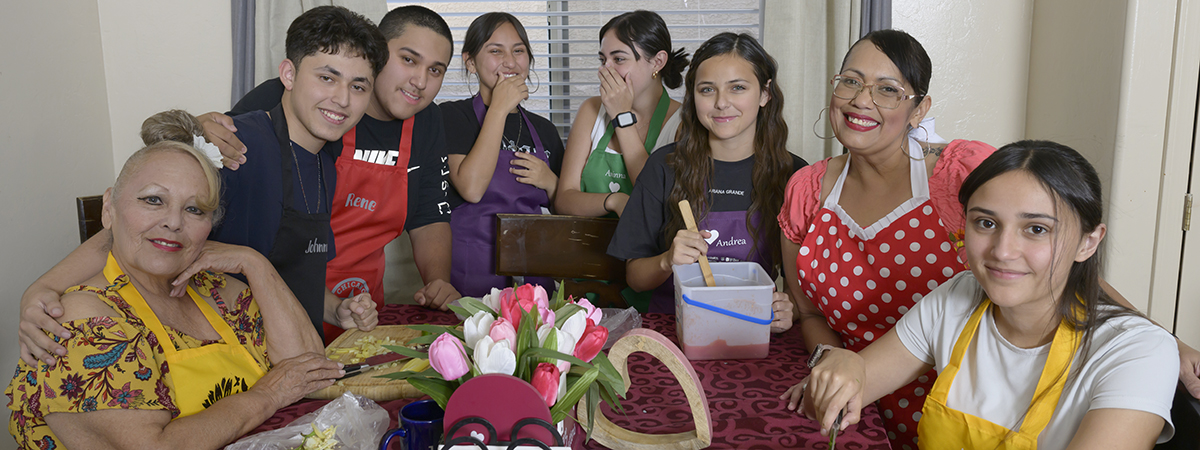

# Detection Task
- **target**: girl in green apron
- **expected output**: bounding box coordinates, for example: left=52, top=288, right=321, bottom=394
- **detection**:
left=556, top=10, right=687, bottom=218
left=789, top=141, right=1177, bottom=449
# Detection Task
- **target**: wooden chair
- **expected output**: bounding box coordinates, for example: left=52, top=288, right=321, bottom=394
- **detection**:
left=76, top=195, right=104, bottom=243
left=1155, top=383, right=1200, bottom=449
left=495, top=214, right=629, bottom=308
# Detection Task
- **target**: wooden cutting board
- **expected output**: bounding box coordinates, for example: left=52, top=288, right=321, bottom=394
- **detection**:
left=305, top=325, right=427, bottom=401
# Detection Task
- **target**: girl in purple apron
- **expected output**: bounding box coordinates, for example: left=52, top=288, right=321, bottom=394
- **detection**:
left=441, top=13, right=564, bottom=297
left=606, top=33, right=805, bottom=333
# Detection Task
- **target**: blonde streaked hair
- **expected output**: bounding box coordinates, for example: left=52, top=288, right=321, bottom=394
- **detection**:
left=112, top=110, right=224, bottom=224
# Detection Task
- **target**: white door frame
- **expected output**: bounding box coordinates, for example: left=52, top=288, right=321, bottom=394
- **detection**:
left=1148, top=0, right=1200, bottom=345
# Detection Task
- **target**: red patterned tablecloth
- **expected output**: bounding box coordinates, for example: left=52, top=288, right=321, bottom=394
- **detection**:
left=248, top=305, right=891, bottom=450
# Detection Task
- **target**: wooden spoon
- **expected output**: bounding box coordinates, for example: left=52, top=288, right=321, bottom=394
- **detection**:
left=678, top=200, right=716, bottom=287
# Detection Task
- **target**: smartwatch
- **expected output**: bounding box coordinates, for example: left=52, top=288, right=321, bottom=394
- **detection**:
left=611, top=111, right=637, bottom=128
left=807, top=344, right=836, bottom=368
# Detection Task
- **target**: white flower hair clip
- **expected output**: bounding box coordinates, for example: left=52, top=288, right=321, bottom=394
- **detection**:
left=193, top=135, right=224, bottom=168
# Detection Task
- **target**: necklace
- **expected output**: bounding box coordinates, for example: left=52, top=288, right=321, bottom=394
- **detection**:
left=503, top=113, right=525, bottom=153
left=293, top=146, right=324, bottom=214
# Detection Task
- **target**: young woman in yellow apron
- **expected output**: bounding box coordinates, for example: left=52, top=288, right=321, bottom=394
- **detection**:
left=787, top=141, right=1178, bottom=449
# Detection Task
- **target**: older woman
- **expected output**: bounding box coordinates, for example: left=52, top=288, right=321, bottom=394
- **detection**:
left=776, top=30, right=995, bottom=449
left=7, top=140, right=342, bottom=449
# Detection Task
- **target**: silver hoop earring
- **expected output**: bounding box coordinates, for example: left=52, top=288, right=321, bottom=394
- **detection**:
left=466, top=71, right=477, bottom=96
left=812, top=108, right=836, bottom=140
left=528, top=70, right=541, bottom=94
left=903, top=124, right=928, bottom=161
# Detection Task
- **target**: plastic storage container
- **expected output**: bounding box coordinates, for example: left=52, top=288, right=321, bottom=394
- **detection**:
left=672, top=261, right=774, bottom=360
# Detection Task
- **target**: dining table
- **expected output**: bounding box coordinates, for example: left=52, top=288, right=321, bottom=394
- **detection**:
left=245, top=304, right=892, bottom=449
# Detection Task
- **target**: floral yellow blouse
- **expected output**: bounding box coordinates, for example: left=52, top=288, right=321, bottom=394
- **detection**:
left=6, top=271, right=270, bottom=450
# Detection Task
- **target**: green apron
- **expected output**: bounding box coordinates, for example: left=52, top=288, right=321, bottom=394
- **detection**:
left=578, top=88, right=671, bottom=312
left=579, top=86, right=672, bottom=198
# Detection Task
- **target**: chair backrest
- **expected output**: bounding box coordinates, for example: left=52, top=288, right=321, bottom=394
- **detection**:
left=495, top=214, right=628, bottom=308
left=76, top=195, right=104, bottom=244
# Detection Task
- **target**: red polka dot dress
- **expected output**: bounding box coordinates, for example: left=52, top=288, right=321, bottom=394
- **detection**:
left=794, top=143, right=970, bottom=450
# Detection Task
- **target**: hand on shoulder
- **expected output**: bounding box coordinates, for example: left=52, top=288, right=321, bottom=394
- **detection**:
left=57, top=286, right=120, bottom=323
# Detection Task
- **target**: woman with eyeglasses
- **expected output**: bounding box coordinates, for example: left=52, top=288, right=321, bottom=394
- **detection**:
left=774, top=29, right=995, bottom=449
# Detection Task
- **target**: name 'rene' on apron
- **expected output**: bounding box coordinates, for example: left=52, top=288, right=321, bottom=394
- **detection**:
left=325, top=117, right=415, bottom=341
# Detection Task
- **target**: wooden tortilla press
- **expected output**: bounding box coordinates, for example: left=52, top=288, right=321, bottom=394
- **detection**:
left=575, top=328, right=712, bottom=449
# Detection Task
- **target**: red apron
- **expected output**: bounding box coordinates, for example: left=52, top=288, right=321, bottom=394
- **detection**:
left=795, top=140, right=964, bottom=450
left=324, top=117, right=414, bottom=342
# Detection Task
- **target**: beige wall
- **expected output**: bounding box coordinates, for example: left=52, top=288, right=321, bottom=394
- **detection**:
left=0, top=2, right=116, bottom=436
left=96, top=1, right=233, bottom=176
left=892, top=0, right=1033, bottom=146
left=0, top=4, right=231, bottom=440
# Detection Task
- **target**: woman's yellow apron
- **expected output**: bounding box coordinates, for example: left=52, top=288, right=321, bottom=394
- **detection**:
left=103, top=253, right=266, bottom=417
left=917, top=299, right=1080, bottom=449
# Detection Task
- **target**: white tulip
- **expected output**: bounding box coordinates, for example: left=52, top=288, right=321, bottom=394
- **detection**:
left=480, top=287, right=503, bottom=313
left=553, top=329, right=576, bottom=374
left=559, top=311, right=587, bottom=348
left=473, top=335, right=516, bottom=376
left=464, top=311, right=495, bottom=350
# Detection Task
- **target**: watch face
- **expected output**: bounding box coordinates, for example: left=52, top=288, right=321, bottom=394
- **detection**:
left=616, top=112, right=636, bottom=128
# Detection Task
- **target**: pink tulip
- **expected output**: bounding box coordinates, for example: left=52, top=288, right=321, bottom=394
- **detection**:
left=489, top=317, right=517, bottom=345
left=573, top=319, right=609, bottom=363
left=502, top=285, right=554, bottom=329
left=500, top=296, right=525, bottom=329
left=429, top=333, right=470, bottom=381
left=575, top=298, right=602, bottom=324
left=530, top=362, right=561, bottom=407
left=497, top=288, right=518, bottom=320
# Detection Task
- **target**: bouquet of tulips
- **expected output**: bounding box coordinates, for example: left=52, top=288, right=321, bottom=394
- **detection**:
left=378, top=284, right=626, bottom=429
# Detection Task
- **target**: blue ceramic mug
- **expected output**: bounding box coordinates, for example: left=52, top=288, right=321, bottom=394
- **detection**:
left=379, top=399, right=445, bottom=450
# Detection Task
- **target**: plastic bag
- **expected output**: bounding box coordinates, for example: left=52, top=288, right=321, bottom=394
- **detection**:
left=599, top=307, right=641, bottom=350
left=226, top=392, right=389, bottom=450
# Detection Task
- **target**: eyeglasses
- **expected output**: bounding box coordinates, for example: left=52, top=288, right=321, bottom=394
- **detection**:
left=830, top=75, right=919, bottom=109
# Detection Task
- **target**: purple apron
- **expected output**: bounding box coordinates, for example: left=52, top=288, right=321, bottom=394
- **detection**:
left=651, top=209, right=771, bottom=313
left=450, top=95, right=554, bottom=297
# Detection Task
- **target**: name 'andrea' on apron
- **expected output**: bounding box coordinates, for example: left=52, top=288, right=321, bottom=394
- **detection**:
left=649, top=205, right=772, bottom=314
left=102, top=253, right=266, bottom=418
left=449, top=95, right=553, bottom=297
left=266, top=103, right=332, bottom=340
left=579, top=86, right=672, bottom=208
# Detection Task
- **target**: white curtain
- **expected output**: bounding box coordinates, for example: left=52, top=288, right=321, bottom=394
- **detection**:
left=254, top=0, right=388, bottom=85
left=762, top=1, right=860, bottom=164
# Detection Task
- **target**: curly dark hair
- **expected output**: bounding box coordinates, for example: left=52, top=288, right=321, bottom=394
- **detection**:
left=285, top=6, right=389, bottom=76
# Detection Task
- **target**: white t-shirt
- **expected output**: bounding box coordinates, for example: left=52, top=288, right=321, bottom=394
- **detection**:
left=895, top=271, right=1178, bottom=449
left=591, top=103, right=681, bottom=156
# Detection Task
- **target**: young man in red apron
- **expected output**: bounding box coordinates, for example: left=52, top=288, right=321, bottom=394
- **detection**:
left=207, top=6, right=459, bottom=342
